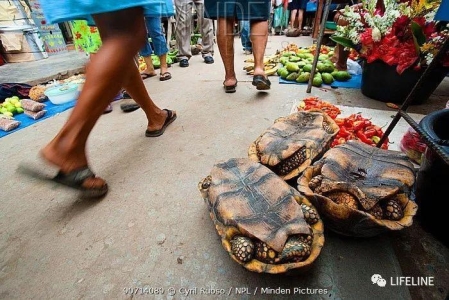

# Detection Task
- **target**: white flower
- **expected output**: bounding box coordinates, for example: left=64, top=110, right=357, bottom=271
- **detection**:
left=372, top=27, right=381, bottom=42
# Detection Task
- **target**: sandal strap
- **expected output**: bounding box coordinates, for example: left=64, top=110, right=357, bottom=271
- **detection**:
left=54, top=167, right=95, bottom=187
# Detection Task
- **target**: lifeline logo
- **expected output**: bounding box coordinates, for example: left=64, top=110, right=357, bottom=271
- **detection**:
left=371, top=274, right=435, bottom=287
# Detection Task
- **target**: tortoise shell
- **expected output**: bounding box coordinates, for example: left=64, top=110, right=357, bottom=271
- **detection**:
left=248, top=111, right=339, bottom=180
left=297, top=140, right=418, bottom=237
left=199, top=158, right=324, bottom=274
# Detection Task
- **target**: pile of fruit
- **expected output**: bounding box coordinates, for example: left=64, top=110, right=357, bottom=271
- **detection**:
left=297, top=97, right=341, bottom=119
left=138, top=49, right=178, bottom=72
left=296, top=97, right=389, bottom=149
left=276, top=45, right=352, bottom=87
left=243, top=55, right=280, bottom=76
left=0, top=96, right=24, bottom=118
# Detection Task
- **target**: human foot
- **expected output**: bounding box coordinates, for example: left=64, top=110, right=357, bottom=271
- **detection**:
left=145, top=109, right=177, bottom=137
left=141, top=72, right=157, bottom=79
left=223, top=79, right=237, bottom=93
left=252, top=75, right=271, bottom=90
left=18, top=150, right=108, bottom=198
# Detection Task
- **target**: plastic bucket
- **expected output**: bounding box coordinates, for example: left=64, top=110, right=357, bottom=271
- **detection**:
left=361, top=60, right=449, bottom=105
left=414, top=109, right=449, bottom=246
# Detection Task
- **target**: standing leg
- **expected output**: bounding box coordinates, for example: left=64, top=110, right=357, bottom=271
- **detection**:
left=240, top=20, right=252, bottom=53
left=40, top=7, right=174, bottom=193
left=146, top=17, right=171, bottom=80
left=139, top=34, right=157, bottom=78
left=290, top=9, right=298, bottom=28
left=194, top=0, right=215, bottom=62
left=216, top=17, right=237, bottom=90
left=175, top=0, right=193, bottom=65
left=297, top=9, right=304, bottom=29
left=250, top=20, right=269, bottom=78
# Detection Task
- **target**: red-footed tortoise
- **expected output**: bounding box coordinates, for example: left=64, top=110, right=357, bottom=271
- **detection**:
left=297, top=140, right=418, bottom=237
left=198, top=158, right=324, bottom=274
left=248, top=111, right=339, bottom=180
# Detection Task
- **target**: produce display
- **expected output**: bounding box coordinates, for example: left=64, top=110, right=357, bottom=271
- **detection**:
left=333, top=114, right=389, bottom=149
left=276, top=44, right=352, bottom=86
left=0, top=74, right=85, bottom=133
left=28, top=85, right=47, bottom=102
left=198, top=158, right=324, bottom=274
left=296, top=97, right=389, bottom=149
left=297, top=97, right=341, bottom=119
left=400, top=127, right=427, bottom=164
left=0, top=96, right=24, bottom=118
left=138, top=49, right=179, bottom=71
left=243, top=55, right=279, bottom=76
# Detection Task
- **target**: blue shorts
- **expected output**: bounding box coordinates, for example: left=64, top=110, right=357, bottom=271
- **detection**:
left=288, top=0, right=308, bottom=10
left=38, top=0, right=172, bottom=25
left=204, top=0, right=271, bottom=21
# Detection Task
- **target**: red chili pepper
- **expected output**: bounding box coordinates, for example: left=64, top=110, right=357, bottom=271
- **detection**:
left=353, top=120, right=365, bottom=131
left=335, top=118, right=345, bottom=126
left=356, top=131, right=373, bottom=145
left=364, top=128, right=377, bottom=138
left=344, top=118, right=354, bottom=128
left=339, top=126, right=351, bottom=137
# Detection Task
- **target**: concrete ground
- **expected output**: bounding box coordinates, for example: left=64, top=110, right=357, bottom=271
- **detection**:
left=0, top=36, right=448, bottom=300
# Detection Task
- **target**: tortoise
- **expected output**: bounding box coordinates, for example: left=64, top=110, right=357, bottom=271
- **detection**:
left=198, top=158, right=324, bottom=274
left=297, top=140, right=418, bottom=237
left=248, top=111, right=339, bottom=181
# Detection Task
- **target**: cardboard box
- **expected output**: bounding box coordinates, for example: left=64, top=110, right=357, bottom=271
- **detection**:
left=0, top=28, right=47, bottom=63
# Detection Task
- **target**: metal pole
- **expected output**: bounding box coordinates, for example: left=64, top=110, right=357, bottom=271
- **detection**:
left=306, top=0, right=332, bottom=93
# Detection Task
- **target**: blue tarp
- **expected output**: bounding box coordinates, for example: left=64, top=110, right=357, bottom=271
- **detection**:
left=0, top=99, right=76, bottom=139
left=279, top=74, right=362, bottom=89
left=0, top=92, right=124, bottom=138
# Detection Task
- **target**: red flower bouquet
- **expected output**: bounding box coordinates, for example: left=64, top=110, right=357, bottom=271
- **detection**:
left=332, top=0, right=449, bottom=74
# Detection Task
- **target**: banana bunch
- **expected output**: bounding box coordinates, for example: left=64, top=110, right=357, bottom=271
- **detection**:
left=244, top=54, right=279, bottom=64
left=243, top=54, right=280, bottom=76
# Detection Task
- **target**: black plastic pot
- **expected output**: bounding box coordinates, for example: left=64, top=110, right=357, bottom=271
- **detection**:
left=414, top=109, right=449, bottom=246
left=361, top=60, right=449, bottom=105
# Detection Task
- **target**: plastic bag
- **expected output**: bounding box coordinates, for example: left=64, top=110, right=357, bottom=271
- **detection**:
left=400, top=127, right=427, bottom=164
left=273, top=6, right=288, bottom=28
left=347, top=59, right=362, bottom=75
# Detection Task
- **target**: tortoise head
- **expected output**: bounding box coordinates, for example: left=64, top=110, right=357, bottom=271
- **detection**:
left=198, top=175, right=212, bottom=202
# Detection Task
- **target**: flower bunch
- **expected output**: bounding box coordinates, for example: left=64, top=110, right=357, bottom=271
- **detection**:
left=332, top=0, right=448, bottom=74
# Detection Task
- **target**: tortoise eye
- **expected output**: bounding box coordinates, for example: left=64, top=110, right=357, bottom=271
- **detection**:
left=201, top=175, right=212, bottom=189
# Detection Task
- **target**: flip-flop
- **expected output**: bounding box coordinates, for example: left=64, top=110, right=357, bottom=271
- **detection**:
left=223, top=81, right=237, bottom=93
left=122, top=91, right=132, bottom=99
left=160, top=72, right=172, bottom=81
left=140, top=72, right=157, bottom=80
left=103, top=104, right=113, bottom=114
left=17, top=159, right=108, bottom=198
left=145, top=109, right=177, bottom=137
left=120, top=99, right=140, bottom=113
left=252, top=75, right=271, bottom=90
